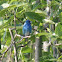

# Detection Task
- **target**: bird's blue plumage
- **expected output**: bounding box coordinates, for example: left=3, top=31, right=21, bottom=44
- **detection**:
left=23, top=20, right=32, bottom=36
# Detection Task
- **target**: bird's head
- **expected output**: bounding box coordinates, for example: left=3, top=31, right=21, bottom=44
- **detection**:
left=25, top=20, right=31, bottom=24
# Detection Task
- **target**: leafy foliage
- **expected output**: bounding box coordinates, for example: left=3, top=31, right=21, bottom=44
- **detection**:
left=55, top=22, right=62, bottom=37
left=0, top=0, right=62, bottom=62
left=25, top=12, right=45, bottom=22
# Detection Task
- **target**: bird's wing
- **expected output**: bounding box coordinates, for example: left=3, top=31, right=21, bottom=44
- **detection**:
left=23, top=22, right=32, bottom=36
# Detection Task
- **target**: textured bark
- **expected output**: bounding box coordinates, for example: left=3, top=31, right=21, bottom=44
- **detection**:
left=39, top=36, right=42, bottom=58
left=35, top=37, right=39, bottom=62
left=35, top=0, right=42, bottom=60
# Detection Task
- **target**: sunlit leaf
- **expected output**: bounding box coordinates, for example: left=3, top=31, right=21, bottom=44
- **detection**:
left=21, top=47, right=32, bottom=53
left=1, top=3, right=9, bottom=8
left=59, top=12, right=62, bottom=23
left=55, top=22, right=62, bottom=37
left=43, top=19, right=55, bottom=24
left=0, top=5, right=17, bottom=17
left=10, top=0, right=17, bottom=4
left=36, top=32, right=49, bottom=37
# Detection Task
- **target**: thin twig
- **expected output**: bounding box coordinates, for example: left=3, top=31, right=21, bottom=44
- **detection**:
left=55, top=43, right=62, bottom=46
left=17, top=41, right=30, bottom=48
left=14, top=11, right=17, bottom=34
left=9, top=28, right=14, bottom=41
left=14, top=34, right=23, bottom=38
left=15, top=35, right=31, bottom=44
left=1, top=42, right=13, bottom=60
left=16, top=16, right=24, bottom=24
left=13, top=10, right=18, bottom=62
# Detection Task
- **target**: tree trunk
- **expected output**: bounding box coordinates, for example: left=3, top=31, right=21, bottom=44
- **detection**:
left=35, top=36, right=42, bottom=62
left=34, top=26, right=42, bottom=62
left=35, top=37, right=39, bottom=62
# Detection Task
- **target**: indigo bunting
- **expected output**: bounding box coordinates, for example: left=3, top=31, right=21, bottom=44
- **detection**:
left=23, top=20, right=32, bottom=36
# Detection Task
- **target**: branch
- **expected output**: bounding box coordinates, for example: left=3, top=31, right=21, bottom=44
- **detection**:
left=16, top=16, right=24, bottom=24
left=14, top=34, right=23, bottom=38
left=9, top=28, right=14, bottom=41
left=1, top=28, right=15, bottom=60
left=15, top=34, right=31, bottom=44
left=55, top=43, right=62, bottom=46
left=14, top=34, right=31, bottom=38
left=14, top=11, right=17, bottom=34
left=9, top=25, right=18, bottom=62
left=9, top=28, right=15, bottom=30
left=17, top=41, right=30, bottom=48
left=1, top=43, right=13, bottom=60
left=1, top=34, right=30, bottom=60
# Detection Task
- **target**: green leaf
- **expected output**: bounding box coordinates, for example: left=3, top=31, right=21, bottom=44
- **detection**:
left=0, top=9, right=7, bottom=16
left=25, top=12, right=45, bottom=22
left=32, top=3, right=41, bottom=11
left=1, top=47, right=7, bottom=54
left=17, top=3, right=28, bottom=7
left=5, top=37, right=11, bottom=46
left=21, top=47, right=32, bottom=53
left=51, top=1, right=60, bottom=10
left=0, top=5, right=17, bottom=17
left=8, top=15, right=14, bottom=22
left=59, top=12, right=62, bottom=23
left=35, top=9, right=47, bottom=16
left=16, top=9, right=25, bottom=18
left=55, top=22, right=62, bottom=37
left=0, top=20, right=9, bottom=30
left=42, top=35, right=48, bottom=41
left=30, top=35, right=35, bottom=43
left=7, top=5, right=17, bottom=9
left=10, top=0, right=17, bottom=4
left=36, top=33, right=49, bottom=41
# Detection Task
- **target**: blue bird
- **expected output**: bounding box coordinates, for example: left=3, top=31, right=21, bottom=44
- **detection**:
left=23, top=20, right=32, bottom=36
